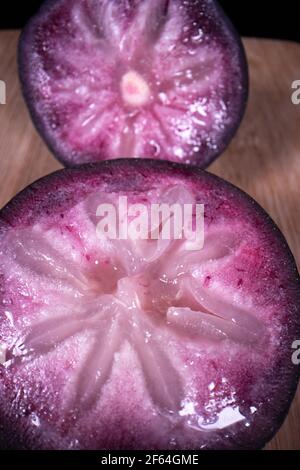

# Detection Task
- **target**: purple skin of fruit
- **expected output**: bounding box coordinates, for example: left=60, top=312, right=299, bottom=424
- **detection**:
left=18, top=0, right=248, bottom=168
left=0, top=159, right=299, bottom=450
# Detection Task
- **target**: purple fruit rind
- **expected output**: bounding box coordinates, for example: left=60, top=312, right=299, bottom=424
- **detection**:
left=0, top=159, right=299, bottom=450
left=18, top=0, right=248, bottom=168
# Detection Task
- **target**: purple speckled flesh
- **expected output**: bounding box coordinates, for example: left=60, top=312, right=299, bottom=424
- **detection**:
left=0, top=160, right=299, bottom=450
left=19, top=0, right=248, bottom=167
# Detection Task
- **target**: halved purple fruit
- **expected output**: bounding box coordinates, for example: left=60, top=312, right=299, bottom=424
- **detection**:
left=0, top=159, right=299, bottom=450
left=19, top=0, right=248, bottom=167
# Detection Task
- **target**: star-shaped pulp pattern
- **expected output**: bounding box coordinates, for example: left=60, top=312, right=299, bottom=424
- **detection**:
left=4, top=213, right=265, bottom=419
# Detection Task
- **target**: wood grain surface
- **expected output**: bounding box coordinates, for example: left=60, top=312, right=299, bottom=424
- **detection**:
left=0, top=31, right=299, bottom=450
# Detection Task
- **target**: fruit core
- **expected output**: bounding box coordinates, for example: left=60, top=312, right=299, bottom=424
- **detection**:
left=121, top=71, right=151, bottom=108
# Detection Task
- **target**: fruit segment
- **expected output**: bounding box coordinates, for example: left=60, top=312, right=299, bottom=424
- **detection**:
left=19, top=0, right=248, bottom=167
left=0, top=160, right=299, bottom=450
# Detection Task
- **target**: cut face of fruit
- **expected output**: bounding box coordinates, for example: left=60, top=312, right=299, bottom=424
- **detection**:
left=0, top=160, right=299, bottom=450
left=19, top=0, right=248, bottom=167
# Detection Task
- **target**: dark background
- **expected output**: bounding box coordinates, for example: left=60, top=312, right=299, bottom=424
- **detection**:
left=0, top=1, right=299, bottom=42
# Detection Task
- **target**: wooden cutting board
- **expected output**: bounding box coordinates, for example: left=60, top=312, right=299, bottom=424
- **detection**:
left=0, top=31, right=300, bottom=450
